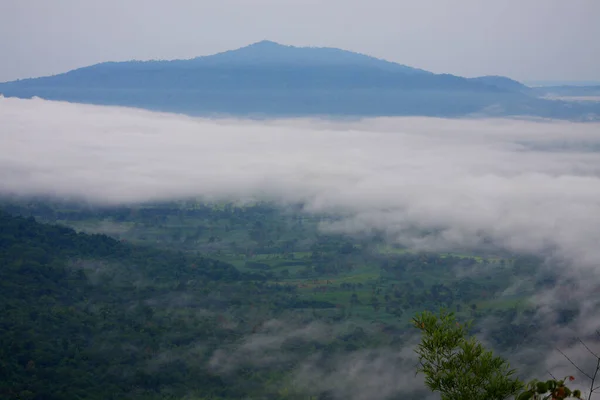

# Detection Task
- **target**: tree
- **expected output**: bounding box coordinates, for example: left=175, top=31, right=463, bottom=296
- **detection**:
left=552, top=337, right=600, bottom=400
left=413, top=310, right=584, bottom=400
left=350, top=293, right=360, bottom=307
left=413, top=309, right=523, bottom=400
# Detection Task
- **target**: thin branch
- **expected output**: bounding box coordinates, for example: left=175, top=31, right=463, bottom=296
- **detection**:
left=579, top=338, right=600, bottom=359
left=588, top=358, right=600, bottom=400
left=555, top=347, right=593, bottom=380
left=546, top=370, right=557, bottom=380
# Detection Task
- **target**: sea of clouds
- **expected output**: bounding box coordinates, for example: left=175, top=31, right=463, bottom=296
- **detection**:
left=2, top=96, right=600, bottom=398
left=3, top=96, right=600, bottom=270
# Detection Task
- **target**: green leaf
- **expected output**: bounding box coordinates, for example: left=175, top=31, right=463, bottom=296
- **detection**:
left=413, top=310, right=523, bottom=400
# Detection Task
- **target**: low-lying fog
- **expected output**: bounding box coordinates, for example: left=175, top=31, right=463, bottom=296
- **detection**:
left=3, top=95, right=600, bottom=398
left=3, top=96, right=600, bottom=271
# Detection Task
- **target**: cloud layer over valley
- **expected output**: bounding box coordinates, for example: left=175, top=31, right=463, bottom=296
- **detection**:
left=4, top=96, right=600, bottom=399
left=2, top=96, right=600, bottom=274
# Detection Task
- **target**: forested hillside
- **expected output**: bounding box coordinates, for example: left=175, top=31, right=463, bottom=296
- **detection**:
left=0, top=200, right=577, bottom=399
left=0, top=210, right=283, bottom=399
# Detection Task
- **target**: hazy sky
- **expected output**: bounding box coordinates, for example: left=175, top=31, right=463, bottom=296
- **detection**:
left=1, top=0, right=599, bottom=82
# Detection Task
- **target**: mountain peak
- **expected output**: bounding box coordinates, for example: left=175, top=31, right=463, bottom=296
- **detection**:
left=191, top=40, right=431, bottom=74
left=247, top=40, right=286, bottom=48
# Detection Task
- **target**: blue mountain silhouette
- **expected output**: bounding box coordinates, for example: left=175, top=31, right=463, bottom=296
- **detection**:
left=1, top=41, right=597, bottom=119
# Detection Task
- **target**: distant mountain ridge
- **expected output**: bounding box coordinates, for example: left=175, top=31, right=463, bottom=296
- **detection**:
left=7, top=40, right=434, bottom=78
left=466, top=75, right=531, bottom=93
left=1, top=41, right=598, bottom=120
left=186, top=40, right=433, bottom=73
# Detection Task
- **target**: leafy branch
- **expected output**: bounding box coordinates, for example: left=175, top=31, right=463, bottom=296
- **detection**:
left=413, top=309, right=595, bottom=400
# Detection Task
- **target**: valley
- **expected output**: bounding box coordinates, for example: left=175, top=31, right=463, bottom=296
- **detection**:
left=0, top=198, right=557, bottom=398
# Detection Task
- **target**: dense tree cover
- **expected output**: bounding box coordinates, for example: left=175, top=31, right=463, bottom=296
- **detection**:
left=0, top=210, right=414, bottom=399
left=0, top=201, right=584, bottom=399
left=0, top=210, right=292, bottom=399
left=1, top=200, right=567, bottom=330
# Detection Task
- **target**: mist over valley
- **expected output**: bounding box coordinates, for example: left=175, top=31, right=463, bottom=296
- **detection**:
left=2, top=4, right=600, bottom=397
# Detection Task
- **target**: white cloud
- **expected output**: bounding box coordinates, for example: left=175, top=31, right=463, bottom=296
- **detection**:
left=2, top=97, right=600, bottom=273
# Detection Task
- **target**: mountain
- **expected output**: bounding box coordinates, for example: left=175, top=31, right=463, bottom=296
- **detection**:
left=467, top=75, right=531, bottom=93
left=186, top=40, right=433, bottom=73
left=0, top=41, right=490, bottom=92
left=1, top=41, right=598, bottom=119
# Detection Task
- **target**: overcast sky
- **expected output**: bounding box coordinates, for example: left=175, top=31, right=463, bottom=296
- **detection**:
left=1, top=0, right=599, bottom=83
